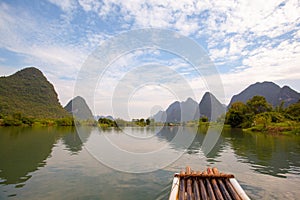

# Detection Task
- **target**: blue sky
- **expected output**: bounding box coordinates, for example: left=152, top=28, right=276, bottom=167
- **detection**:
left=0, top=0, right=299, bottom=119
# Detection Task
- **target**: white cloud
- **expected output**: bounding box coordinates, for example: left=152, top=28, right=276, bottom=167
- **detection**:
left=1, top=0, right=299, bottom=117
left=220, top=38, right=300, bottom=104
left=0, top=13, right=84, bottom=75
left=77, top=0, right=210, bottom=36
left=205, top=0, right=299, bottom=76
left=227, top=36, right=247, bottom=56
left=0, top=2, right=88, bottom=104
left=48, top=0, right=76, bottom=12
left=209, top=47, right=228, bottom=61
left=75, top=0, right=300, bottom=84
left=78, top=0, right=101, bottom=12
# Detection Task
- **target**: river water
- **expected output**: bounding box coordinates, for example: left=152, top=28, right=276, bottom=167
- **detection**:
left=0, top=126, right=299, bottom=199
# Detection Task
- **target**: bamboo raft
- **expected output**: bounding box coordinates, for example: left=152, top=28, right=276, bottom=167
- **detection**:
left=169, top=166, right=250, bottom=200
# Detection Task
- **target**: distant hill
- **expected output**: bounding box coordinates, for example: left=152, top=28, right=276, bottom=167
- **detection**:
left=152, top=94, right=226, bottom=122
left=153, top=98, right=199, bottom=123
left=0, top=67, right=69, bottom=118
left=181, top=97, right=200, bottom=121
left=164, top=101, right=180, bottom=122
left=152, top=93, right=228, bottom=122
left=229, top=81, right=300, bottom=108
left=64, top=96, right=94, bottom=120
left=151, top=82, right=300, bottom=122
left=199, top=92, right=226, bottom=121
left=278, top=86, right=300, bottom=107
left=152, top=110, right=167, bottom=122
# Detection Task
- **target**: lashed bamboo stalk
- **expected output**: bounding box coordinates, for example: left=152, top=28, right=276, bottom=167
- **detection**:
left=197, top=171, right=208, bottom=200
left=229, top=179, right=250, bottom=200
left=175, top=174, right=234, bottom=178
left=212, top=168, right=232, bottom=200
left=203, top=170, right=216, bottom=200
left=207, top=167, right=224, bottom=200
left=172, top=166, right=249, bottom=200
left=193, top=171, right=201, bottom=200
left=224, top=179, right=241, bottom=200
left=186, top=166, right=193, bottom=200
left=179, top=170, right=185, bottom=200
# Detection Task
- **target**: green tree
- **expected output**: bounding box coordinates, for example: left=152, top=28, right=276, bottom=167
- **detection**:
left=275, top=101, right=285, bottom=113
left=199, top=116, right=208, bottom=122
left=133, top=118, right=148, bottom=127
left=3, top=115, right=22, bottom=126
left=226, top=110, right=244, bottom=128
left=225, top=102, right=250, bottom=128
left=246, top=96, right=272, bottom=115
left=146, top=118, right=150, bottom=125
left=253, top=113, right=271, bottom=129
left=98, top=118, right=117, bottom=128
left=285, top=100, right=300, bottom=121
left=55, top=117, right=75, bottom=126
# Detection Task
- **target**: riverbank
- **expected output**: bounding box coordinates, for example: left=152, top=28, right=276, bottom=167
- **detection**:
left=243, top=121, right=300, bottom=135
left=1, top=113, right=299, bottom=136
left=0, top=114, right=98, bottom=127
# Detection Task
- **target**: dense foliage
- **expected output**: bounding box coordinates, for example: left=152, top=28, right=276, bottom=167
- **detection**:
left=285, top=101, right=300, bottom=121
left=0, top=112, right=75, bottom=127
left=97, top=118, right=154, bottom=128
left=132, top=118, right=151, bottom=127
left=98, top=117, right=117, bottom=128
left=0, top=67, right=70, bottom=119
left=225, top=96, right=300, bottom=134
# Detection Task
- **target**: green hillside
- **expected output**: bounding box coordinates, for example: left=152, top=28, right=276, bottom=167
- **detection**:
left=0, top=67, right=70, bottom=119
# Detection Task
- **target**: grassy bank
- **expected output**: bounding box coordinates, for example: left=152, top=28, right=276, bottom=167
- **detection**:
left=0, top=114, right=98, bottom=127
left=243, top=121, right=300, bottom=135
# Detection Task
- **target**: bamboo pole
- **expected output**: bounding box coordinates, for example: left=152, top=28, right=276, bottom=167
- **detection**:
left=186, top=166, right=193, bottom=200
left=193, top=171, right=201, bottom=200
left=224, top=179, right=241, bottom=200
left=229, top=179, right=250, bottom=200
left=203, top=170, right=216, bottom=200
left=208, top=168, right=224, bottom=200
left=169, top=167, right=249, bottom=200
left=212, top=168, right=232, bottom=200
left=197, top=171, right=208, bottom=200
left=175, top=174, right=234, bottom=178
left=179, top=170, right=185, bottom=200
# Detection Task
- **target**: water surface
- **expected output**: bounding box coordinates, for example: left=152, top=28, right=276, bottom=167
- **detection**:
left=0, top=126, right=299, bottom=199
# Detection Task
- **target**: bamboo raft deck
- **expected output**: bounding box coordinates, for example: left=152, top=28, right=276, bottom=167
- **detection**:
left=169, top=166, right=250, bottom=200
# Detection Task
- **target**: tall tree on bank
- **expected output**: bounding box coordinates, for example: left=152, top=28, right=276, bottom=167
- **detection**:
left=246, top=96, right=272, bottom=115
left=226, top=96, right=272, bottom=128
left=226, top=102, right=249, bottom=128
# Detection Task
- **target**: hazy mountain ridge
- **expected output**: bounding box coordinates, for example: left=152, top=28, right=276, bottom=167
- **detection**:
left=153, top=82, right=299, bottom=122
left=1, top=67, right=299, bottom=122
left=152, top=93, right=225, bottom=122
left=64, top=96, right=94, bottom=120
left=0, top=67, right=69, bottom=118
left=164, top=98, right=200, bottom=123
left=199, top=92, right=226, bottom=121
left=229, top=81, right=300, bottom=108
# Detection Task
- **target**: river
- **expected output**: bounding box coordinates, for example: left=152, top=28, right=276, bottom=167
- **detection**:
left=0, top=126, right=299, bottom=199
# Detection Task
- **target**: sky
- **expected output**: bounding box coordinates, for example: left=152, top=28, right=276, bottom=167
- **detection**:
left=0, top=0, right=299, bottom=119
